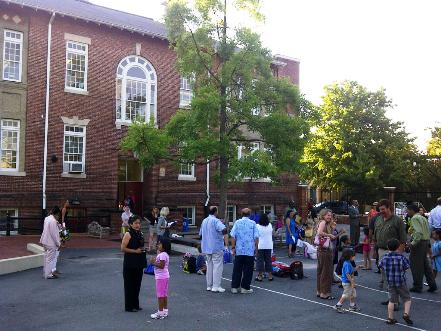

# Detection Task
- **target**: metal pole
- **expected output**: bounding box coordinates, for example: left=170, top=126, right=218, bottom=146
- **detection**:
left=6, top=212, right=10, bottom=236
left=42, top=12, right=56, bottom=216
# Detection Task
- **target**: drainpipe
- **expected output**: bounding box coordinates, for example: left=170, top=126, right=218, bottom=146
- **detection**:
left=205, top=161, right=210, bottom=207
left=42, top=12, right=56, bottom=216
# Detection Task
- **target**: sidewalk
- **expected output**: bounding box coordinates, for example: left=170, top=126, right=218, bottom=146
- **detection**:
left=0, top=234, right=121, bottom=259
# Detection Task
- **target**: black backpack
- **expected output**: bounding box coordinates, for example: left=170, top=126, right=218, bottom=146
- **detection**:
left=183, top=255, right=197, bottom=274
left=290, top=261, right=304, bottom=280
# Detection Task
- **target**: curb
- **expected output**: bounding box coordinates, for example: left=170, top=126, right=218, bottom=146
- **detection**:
left=0, top=243, right=44, bottom=276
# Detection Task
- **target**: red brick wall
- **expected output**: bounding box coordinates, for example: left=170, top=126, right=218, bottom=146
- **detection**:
left=0, top=4, right=305, bottom=226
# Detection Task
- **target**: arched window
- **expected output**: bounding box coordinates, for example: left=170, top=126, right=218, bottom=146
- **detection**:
left=116, top=55, right=157, bottom=124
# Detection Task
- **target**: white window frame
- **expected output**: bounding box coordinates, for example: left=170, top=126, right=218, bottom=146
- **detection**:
left=227, top=205, right=236, bottom=226
left=115, top=56, right=157, bottom=126
left=0, top=119, right=20, bottom=171
left=178, top=206, right=196, bottom=226
left=0, top=208, right=18, bottom=235
left=62, top=124, right=86, bottom=174
left=2, top=30, right=23, bottom=82
left=179, top=76, right=194, bottom=108
left=178, top=163, right=196, bottom=181
left=65, top=40, right=88, bottom=92
left=260, top=205, right=274, bottom=215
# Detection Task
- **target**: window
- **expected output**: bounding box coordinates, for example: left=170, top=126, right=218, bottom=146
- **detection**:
left=3, top=30, right=23, bottom=82
left=179, top=76, right=193, bottom=107
left=0, top=209, right=18, bottom=235
left=178, top=206, right=195, bottom=225
left=63, top=125, right=86, bottom=174
left=178, top=163, right=195, bottom=180
left=260, top=205, right=274, bottom=215
left=0, top=119, right=20, bottom=170
left=238, top=142, right=260, bottom=159
left=116, top=56, right=157, bottom=124
left=227, top=205, right=236, bottom=225
left=118, top=159, right=143, bottom=182
left=65, top=41, right=88, bottom=91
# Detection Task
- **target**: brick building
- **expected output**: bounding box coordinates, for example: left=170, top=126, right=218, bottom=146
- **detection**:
left=0, top=0, right=306, bottom=229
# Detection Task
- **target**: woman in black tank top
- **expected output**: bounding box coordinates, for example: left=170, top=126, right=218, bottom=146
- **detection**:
left=121, top=215, right=147, bottom=312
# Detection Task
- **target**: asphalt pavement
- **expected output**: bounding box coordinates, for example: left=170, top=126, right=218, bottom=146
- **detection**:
left=1, top=245, right=440, bottom=331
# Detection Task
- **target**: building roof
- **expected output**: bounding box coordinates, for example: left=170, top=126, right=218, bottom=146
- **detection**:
left=0, top=0, right=167, bottom=39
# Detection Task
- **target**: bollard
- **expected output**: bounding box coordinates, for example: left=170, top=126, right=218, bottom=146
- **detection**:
left=6, top=212, right=11, bottom=236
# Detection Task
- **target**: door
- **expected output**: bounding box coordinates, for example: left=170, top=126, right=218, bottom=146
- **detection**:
left=118, top=158, right=143, bottom=216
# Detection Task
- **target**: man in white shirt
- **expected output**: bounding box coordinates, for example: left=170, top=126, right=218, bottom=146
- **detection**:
left=40, top=207, right=62, bottom=279
left=429, top=197, right=441, bottom=231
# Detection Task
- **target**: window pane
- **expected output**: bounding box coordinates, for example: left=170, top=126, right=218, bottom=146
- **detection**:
left=126, top=159, right=142, bottom=182
left=127, top=66, right=146, bottom=79
left=3, top=30, right=22, bottom=81
left=65, top=41, right=87, bottom=90
left=0, top=120, right=19, bottom=170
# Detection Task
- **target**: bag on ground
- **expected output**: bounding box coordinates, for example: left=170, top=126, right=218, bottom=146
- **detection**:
left=182, top=253, right=197, bottom=273
left=272, top=261, right=291, bottom=277
left=223, top=248, right=233, bottom=264
left=290, top=261, right=304, bottom=280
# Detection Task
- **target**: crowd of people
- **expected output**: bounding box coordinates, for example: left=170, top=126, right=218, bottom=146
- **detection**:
left=38, top=196, right=441, bottom=325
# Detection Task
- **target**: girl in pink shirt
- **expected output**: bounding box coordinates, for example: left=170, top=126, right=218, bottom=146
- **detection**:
left=150, top=237, right=171, bottom=319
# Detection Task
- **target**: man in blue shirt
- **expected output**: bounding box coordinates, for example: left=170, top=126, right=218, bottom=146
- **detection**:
left=230, top=208, right=259, bottom=294
left=199, top=206, right=229, bottom=293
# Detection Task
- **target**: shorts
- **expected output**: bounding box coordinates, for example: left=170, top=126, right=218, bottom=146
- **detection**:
left=362, top=245, right=371, bottom=253
left=155, top=278, right=169, bottom=298
left=342, top=283, right=356, bottom=299
left=388, top=284, right=411, bottom=304
left=149, top=226, right=156, bottom=236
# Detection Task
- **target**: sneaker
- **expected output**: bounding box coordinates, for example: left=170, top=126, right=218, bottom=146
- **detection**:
left=206, top=287, right=212, bottom=291
left=211, top=287, right=226, bottom=293
left=150, top=311, right=165, bottom=320
left=240, top=288, right=254, bottom=294
left=424, top=282, right=429, bottom=286
left=427, top=287, right=437, bottom=293
left=162, top=310, right=168, bottom=318
left=349, top=305, right=361, bottom=312
left=334, top=304, right=344, bottom=313
left=231, top=288, right=239, bottom=294
left=197, top=270, right=204, bottom=275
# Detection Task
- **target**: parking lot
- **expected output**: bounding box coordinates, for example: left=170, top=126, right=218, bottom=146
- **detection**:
left=1, top=246, right=440, bottom=331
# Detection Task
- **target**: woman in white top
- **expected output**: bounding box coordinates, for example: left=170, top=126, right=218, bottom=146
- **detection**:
left=256, top=213, right=274, bottom=281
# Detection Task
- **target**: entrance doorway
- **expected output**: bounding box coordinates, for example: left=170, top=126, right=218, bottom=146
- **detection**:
left=118, top=158, right=143, bottom=216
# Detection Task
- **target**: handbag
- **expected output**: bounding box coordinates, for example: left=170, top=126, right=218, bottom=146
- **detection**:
left=144, top=264, right=154, bottom=275
left=314, top=234, right=330, bottom=249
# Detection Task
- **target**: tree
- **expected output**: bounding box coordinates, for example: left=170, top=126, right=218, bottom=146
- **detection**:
left=121, top=0, right=308, bottom=219
left=302, top=81, right=417, bottom=200
left=427, top=126, right=441, bottom=156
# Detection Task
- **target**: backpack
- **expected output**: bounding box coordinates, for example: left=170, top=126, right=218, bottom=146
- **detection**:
left=182, top=253, right=197, bottom=274
left=290, top=261, right=304, bottom=280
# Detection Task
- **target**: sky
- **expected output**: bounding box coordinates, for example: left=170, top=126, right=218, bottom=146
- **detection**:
left=91, top=0, right=440, bottom=151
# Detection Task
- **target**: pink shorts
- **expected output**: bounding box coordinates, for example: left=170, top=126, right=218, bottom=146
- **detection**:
left=362, top=244, right=371, bottom=253
left=155, top=278, right=169, bottom=298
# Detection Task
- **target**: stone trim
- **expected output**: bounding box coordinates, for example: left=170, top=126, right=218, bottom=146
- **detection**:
left=61, top=172, right=87, bottom=179
left=178, top=174, right=196, bottom=181
left=61, top=116, right=90, bottom=126
left=64, top=87, right=89, bottom=96
left=64, top=33, right=91, bottom=45
left=0, top=171, right=26, bottom=176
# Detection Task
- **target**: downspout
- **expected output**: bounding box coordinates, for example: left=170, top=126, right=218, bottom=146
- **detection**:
left=205, top=161, right=210, bottom=207
left=42, top=12, right=56, bottom=215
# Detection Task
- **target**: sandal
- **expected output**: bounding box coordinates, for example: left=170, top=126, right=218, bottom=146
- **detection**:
left=386, top=318, right=397, bottom=325
left=320, top=296, right=335, bottom=300
left=255, top=276, right=263, bottom=282
left=403, top=314, right=413, bottom=325
left=268, top=277, right=273, bottom=281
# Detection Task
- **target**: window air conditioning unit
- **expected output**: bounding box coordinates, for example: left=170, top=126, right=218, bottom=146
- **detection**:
left=69, top=163, right=83, bottom=173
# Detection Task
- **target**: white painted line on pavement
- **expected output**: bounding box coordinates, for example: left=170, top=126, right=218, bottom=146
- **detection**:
left=222, top=277, right=427, bottom=331
left=356, top=284, right=441, bottom=304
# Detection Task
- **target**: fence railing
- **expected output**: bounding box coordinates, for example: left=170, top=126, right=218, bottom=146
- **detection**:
left=0, top=214, right=111, bottom=236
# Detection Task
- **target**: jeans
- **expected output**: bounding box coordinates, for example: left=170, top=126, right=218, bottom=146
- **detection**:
left=231, top=255, right=255, bottom=290
left=349, top=219, right=360, bottom=245
left=206, top=251, right=224, bottom=289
